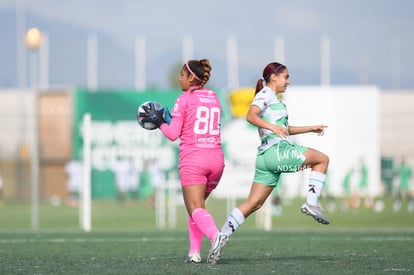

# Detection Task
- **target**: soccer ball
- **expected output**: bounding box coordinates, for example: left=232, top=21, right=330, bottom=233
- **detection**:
left=136, top=101, right=162, bottom=130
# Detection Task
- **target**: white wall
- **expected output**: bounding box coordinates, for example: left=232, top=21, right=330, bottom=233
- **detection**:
left=215, top=86, right=381, bottom=198
left=380, top=91, right=414, bottom=162
left=0, top=90, right=36, bottom=159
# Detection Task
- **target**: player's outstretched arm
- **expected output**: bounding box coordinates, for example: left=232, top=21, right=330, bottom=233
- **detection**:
left=288, top=125, right=327, bottom=136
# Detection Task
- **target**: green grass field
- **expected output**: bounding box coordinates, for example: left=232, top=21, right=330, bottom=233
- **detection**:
left=1, top=197, right=413, bottom=274
left=1, top=230, right=413, bottom=274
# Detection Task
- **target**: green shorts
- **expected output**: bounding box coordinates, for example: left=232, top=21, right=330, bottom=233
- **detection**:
left=254, top=140, right=307, bottom=187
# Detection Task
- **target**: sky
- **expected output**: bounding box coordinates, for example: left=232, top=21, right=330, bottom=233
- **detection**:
left=0, top=0, right=413, bottom=90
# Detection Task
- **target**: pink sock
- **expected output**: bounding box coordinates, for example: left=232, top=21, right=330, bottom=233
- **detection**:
left=191, top=208, right=218, bottom=241
left=187, top=215, right=203, bottom=255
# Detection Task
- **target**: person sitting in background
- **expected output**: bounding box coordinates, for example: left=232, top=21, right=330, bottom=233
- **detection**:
left=64, top=160, right=83, bottom=207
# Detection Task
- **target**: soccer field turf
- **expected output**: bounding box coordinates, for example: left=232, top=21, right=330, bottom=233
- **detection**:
left=0, top=198, right=413, bottom=274
left=0, top=229, right=413, bottom=274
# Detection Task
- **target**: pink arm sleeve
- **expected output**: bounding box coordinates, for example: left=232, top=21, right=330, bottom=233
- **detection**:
left=159, top=117, right=182, bottom=141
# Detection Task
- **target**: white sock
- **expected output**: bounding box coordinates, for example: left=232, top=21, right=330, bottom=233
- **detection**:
left=306, top=171, right=326, bottom=206
left=220, top=207, right=245, bottom=237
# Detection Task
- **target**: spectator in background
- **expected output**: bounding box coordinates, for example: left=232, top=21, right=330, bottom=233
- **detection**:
left=0, top=170, right=4, bottom=206
left=148, top=159, right=166, bottom=190
left=393, top=157, right=413, bottom=212
left=145, top=159, right=166, bottom=206
left=114, top=158, right=140, bottom=204
left=126, top=160, right=140, bottom=202
left=342, top=167, right=359, bottom=209
left=64, top=160, right=83, bottom=207
left=271, top=180, right=283, bottom=216
left=322, top=172, right=336, bottom=213
left=358, top=158, right=372, bottom=208
left=138, top=160, right=155, bottom=205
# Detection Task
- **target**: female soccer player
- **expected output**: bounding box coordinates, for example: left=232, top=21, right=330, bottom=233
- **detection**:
left=220, top=61, right=330, bottom=245
left=148, top=59, right=227, bottom=264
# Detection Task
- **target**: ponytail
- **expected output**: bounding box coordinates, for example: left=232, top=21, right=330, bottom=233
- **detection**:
left=255, top=78, right=265, bottom=95
left=254, top=62, right=286, bottom=95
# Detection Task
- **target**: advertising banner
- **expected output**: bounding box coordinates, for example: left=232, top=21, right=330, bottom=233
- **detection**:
left=73, top=88, right=182, bottom=198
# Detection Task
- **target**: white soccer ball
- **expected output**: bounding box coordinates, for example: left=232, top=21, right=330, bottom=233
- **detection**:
left=373, top=200, right=385, bottom=213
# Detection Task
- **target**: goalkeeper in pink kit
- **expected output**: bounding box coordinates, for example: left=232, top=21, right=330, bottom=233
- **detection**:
left=142, top=59, right=227, bottom=264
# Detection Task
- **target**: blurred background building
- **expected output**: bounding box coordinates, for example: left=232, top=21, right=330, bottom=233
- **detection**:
left=0, top=1, right=413, bottom=206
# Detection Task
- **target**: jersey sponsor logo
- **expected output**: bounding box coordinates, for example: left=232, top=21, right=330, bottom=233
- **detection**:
left=199, top=97, right=217, bottom=104
left=196, top=136, right=220, bottom=147
left=275, top=142, right=304, bottom=161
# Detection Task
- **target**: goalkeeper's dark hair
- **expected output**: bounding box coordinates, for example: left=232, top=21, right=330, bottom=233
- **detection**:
left=185, top=59, right=211, bottom=88
left=255, top=62, right=286, bottom=95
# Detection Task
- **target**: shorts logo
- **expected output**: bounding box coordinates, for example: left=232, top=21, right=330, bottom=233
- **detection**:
left=275, top=142, right=303, bottom=161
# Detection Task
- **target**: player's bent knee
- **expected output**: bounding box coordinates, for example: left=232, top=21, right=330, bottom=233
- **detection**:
left=320, top=154, right=329, bottom=172
left=323, top=153, right=329, bottom=165
left=241, top=201, right=263, bottom=216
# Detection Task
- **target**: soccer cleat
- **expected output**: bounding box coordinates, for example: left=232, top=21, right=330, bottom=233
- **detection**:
left=300, top=202, right=330, bottom=225
left=184, top=253, right=201, bottom=264
left=207, top=232, right=228, bottom=264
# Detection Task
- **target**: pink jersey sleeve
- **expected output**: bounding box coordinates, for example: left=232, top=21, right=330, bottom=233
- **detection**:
left=159, top=95, right=185, bottom=141
left=160, top=88, right=222, bottom=150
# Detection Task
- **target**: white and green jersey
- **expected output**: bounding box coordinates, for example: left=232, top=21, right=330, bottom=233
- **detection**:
left=251, top=87, right=289, bottom=151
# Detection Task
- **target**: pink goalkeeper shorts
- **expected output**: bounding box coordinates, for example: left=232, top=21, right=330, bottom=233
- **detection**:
left=179, top=149, right=224, bottom=193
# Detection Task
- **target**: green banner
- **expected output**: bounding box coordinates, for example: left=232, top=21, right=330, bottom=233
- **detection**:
left=73, top=88, right=183, bottom=198
left=72, top=88, right=232, bottom=199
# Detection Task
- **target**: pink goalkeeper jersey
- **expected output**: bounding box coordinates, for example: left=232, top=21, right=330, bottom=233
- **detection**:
left=160, top=87, right=222, bottom=159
